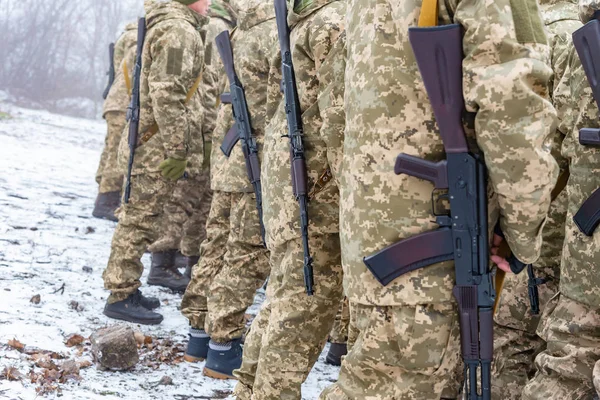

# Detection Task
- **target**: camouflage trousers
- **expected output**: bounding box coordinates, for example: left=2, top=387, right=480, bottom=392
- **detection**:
left=180, top=190, right=269, bottom=342
left=491, top=188, right=566, bottom=399
left=97, top=111, right=126, bottom=194
left=233, top=233, right=344, bottom=400
left=522, top=294, right=600, bottom=400
left=319, top=302, right=461, bottom=400
left=103, top=172, right=175, bottom=303
left=147, top=170, right=212, bottom=257
left=329, top=297, right=350, bottom=345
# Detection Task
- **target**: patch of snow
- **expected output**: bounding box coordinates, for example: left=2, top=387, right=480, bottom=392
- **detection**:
left=0, top=101, right=340, bottom=399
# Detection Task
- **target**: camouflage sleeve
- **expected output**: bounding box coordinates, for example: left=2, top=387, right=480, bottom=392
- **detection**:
left=455, top=0, right=559, bottom=263
left=580, top=0, right=600, bottom=23
left=311, top=9, right=346, bottom=182
left=148, top=25, right=204, bottom=160
left=113, top=34, right=128, bottom=76
left=316, top=31, right=346, bottom=183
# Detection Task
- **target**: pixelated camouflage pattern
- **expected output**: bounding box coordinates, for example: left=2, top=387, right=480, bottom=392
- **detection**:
left=339, top=0, right=558, bottom=310
left=180, top=190, right=270, bottom=342
left=116, top=1, right=209, bottom=176
left=210, top=0, right=277, bottom=193
left=181, top=190, right=231, bottom=328
left=491, top=4, right=580, bottom=397
left=522, top=295, right=600, bottom=399
left=103, top=173, right=175, bottom=302
left=234, top=292, right=273, bottom=400
left=205, top=191, right=270, bottom=342
left=96, top=111, right=126, bottom=193
left=187, top=3, right=235, bottom=176
left=262, top=0, right=346, bottom=249
left=147, top=171, right=212, bottom=254
left=234, top=233, right=344, bottom=399
left=329, top=297, right=349, bottom=344
left=179, top=172, right=213, bottom=257
left=579, top=0, right=600, bottom=22
left=103, top=22, right=137, bottom=116
left=320, top=303, right=462, bottom=400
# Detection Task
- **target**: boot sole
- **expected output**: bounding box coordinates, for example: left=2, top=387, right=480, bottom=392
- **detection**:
left=103, top=309, right=163, bottom=325
left=203, top=367, right=236, bottom=380
left=184, top=354, right=205, bottom=363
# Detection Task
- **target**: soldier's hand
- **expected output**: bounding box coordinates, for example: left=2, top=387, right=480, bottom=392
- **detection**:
left=491, top=233, right=512, bottom=273
left=159, top=157, right=188, bottom=181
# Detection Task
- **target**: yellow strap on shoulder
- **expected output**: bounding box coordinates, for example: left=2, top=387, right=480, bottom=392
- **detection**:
left=140, top=72, right=203, bottom=145
left=418, top=0, right=439, bottom=27
left=123, top=61, right=132, bottom=97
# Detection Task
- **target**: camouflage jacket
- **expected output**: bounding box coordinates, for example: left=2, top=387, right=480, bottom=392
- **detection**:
left=103, top=22, right=137, bottom=116
left=187, top=1, right=236, bottom=176
left=210, top=0, right=277, bottom=192
left=121, top=1, right=209, bottom=176
left=555, top=0, right=600, bottom=308
left=262, top=0, right=346, bottom=248
left=341, top=0, right=559, bottom=306
left=495, top=0, right=580, bottom=333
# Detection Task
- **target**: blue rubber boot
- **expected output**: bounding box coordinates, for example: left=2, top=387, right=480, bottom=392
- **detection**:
left=203, top=338, right=243, bottom=379
left=184, top=328, right=210, bottom=362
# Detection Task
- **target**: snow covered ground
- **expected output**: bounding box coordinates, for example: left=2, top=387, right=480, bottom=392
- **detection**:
left=0, top=101, right=339, bottom=399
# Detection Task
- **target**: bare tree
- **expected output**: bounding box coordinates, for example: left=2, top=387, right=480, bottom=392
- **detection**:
left=0, top=0, right=144, bottom=118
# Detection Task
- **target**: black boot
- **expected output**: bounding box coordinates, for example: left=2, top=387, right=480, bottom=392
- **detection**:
left=174, top=251, right=188, bottom=269
left=325, top=343, right=348, bottom=366
left=139, top=290, right=160, bottom=310
left=184, top=328, right=210, bottom=362
left=203, top=338, right=243, bottom=379
left=184, top=256, right=199, bottom=279
left=92, top=191, right=120, bottom=222
left=103, top=291, right=163, bottom=325
left=147, top=251, right=190, bottom=292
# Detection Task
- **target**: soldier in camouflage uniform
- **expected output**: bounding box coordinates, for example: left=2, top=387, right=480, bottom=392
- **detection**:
left=319, top=0, right=559, bottom=398
left=491, top=2, right=581, bottom=398
left=233, top=0, right=347, bottom=398
left=521, top=1, right=600, bottom=398
left=102, top=0, right=211, bottom=325
left=145, top=0, right=235, bottom=292
left=180, top=0, right=274, bottom=379
left=93, top=22, right=138, bottom=221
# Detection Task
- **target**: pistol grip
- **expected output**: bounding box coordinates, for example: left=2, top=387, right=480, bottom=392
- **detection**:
left=395, top=154, right=448, bottom=189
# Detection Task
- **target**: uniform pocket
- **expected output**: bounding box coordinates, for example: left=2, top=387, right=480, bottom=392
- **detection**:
left=395, top=302, right=456, bottom=374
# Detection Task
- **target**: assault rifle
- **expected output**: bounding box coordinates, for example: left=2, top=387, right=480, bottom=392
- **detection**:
left=124, top=18, right=146, bottom=204
left=364, top=25, right=498, bottom=399
left=572, top=17, right=600, bottom=236
left=215, top=30, right=266, bottom=246
left=274, top=0, right=314, bottom=296
left=102, top=43, right=115, bottom=99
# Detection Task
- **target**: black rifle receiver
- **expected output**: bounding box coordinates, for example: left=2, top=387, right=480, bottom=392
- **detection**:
left=102, top=43, right=115, bottom=100
left=124, top=18, right=147, bottom=204
left=572, top=17, right=600, bottom=236
left=215, top=30, right=266, bottom=246
left=274, top=0, right=314, bottom=296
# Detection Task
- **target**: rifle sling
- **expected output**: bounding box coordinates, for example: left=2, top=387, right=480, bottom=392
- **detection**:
left=138, top=72, right=204, bottom=146
left=551, top=169, right=569, bottom=201
left=363, top=228, right=454, bottom=286
left=123, top=61, right=132, bottom=98
left=418, top=0, right=438, bottom=27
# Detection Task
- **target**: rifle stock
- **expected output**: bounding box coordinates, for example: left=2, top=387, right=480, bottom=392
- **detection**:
left=572, top=18, right=600, bottom=235
left=275, top=0, right=314, bottom=295
left=215, top=30, right=266, bottom=246
left=102, top=43, right=115, bottom=100
left=124, top=18, right=146, bottom=204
